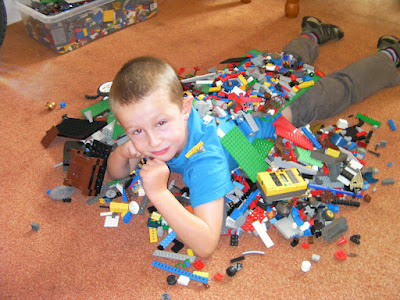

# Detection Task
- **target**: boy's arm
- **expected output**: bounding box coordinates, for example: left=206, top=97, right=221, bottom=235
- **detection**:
left=140, top=159, right=224, bottom=258
left=106, top=140, right=144, bottom=179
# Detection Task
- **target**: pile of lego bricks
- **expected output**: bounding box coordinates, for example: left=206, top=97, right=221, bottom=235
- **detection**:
left=175, top=49, right=391, bottom=248
left=29, top=0, right=98, bottom=16
left=21, top=0, right=158, bottom=54
left=44, top=49, right=394, bottom=255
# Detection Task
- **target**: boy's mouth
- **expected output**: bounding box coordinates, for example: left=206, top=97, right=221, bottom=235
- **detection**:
left=151, top=146, right=170, bottom=156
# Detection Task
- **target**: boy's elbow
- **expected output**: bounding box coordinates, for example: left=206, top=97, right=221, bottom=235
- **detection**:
left=194, top=238, right=219, bottom=258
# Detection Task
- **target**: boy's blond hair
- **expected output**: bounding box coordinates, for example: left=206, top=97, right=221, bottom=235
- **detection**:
left=109, top=56, right=183, bottom=109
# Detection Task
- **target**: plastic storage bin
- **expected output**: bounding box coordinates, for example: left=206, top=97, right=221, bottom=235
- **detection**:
left=16, top=0, right=158, bottom=54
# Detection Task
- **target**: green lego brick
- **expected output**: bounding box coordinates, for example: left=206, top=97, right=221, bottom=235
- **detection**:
left=356, top=113, right=381, bottom=127
left=253, top=138, right=274, bottom=159
left=81, top=98, right=111, bottom=118
left=294, top=147, right=324, bottom=168
left=221, top=126, right=269, bottom=183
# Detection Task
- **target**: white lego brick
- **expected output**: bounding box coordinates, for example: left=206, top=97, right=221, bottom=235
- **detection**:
left=177, top=275, right=190, bottom=286
left=252, top=220, right=274, bottom=248
left=203, top=114, right=214, bottom=125
left=104, top=215, right=119, bottom=227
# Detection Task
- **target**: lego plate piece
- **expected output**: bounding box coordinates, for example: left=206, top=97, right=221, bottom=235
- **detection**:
left=104, top=215, right=119, bottom=227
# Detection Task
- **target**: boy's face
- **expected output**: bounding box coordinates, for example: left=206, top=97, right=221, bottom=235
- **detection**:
left=113, top=89, right=192, bottom=161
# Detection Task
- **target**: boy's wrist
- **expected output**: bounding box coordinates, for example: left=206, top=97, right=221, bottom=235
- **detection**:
left=146, top=189, right=172, bottom=204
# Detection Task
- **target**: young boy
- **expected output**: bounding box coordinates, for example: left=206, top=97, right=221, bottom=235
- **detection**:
left=107, top=16, right=400, bottom=257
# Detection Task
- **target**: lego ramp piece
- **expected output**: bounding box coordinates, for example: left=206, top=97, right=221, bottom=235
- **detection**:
left=220, top=126, right=269, bottom=183
left=273, top=115, right=314, bottom=150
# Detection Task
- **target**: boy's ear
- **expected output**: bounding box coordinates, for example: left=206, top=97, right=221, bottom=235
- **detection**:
left=182, top=95, right=193, bottom=119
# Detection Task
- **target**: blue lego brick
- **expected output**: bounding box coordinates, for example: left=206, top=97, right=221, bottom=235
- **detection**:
left=152, top=260, right=208, bottom=284
left=123, top=211, right=133, bottom=224
left=291, top=207, right=304, bottom=226
left=328, top=203, right=340, bottom=213
left=244, top=189, right=259, bottom=207
left=159, top=231, right=177, bottom=249
left=122, top=188, right=128, bottom=203
left=230, top=204, right=248, bottom=221
left=301, top=127, right=322, bottom=149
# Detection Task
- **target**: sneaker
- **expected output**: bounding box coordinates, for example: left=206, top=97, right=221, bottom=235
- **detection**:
left=301, top=16, right=344, bottom=45
left=377, top=35, right=400, bottom=67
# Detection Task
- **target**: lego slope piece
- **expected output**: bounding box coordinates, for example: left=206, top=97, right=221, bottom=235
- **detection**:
left=220, top=126, right=269, bottom=183
left=273, top=115, right=314, bottom=150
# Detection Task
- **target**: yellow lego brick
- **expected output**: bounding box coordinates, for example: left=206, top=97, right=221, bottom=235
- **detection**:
left=103, top=10, right=115, bottom=23
left=263, top=82, right=271, bottom=87
left=185, top=141, right=204, bottom=158
left=298, top=80, right=315, bottom=89
left=148, top=11, right=157, bottom=18
left=209, top=86, right=222, bottom=93
left=149, top=227, right=158, bottom=243
left=292, top=86, right=300, bottom=93
left=187, top=249, right=194, bottom=256
left=325, top=148, right=340, bottom=158
left=193, top=271, right=209, bottom=278
left=151, top=211, right=162, bottom=222
left=99, top=198, right=105, bottom=204
left=238, top=74, right=248, bottom=86
left=136, top=4, right=143, bottom=10
left=257, top=168, right=307, bottom=197
left=110, top=201, right=129, bottom=213
left=82, top=28, right=88, bottom=37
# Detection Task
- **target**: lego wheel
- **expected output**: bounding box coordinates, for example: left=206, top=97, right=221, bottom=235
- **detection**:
left=0, top=0, right=6, bottom=49
left=97, top=81, right=113, bottom=97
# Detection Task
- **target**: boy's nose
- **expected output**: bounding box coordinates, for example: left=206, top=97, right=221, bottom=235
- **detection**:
left=147, top=131, right=162, bottom=148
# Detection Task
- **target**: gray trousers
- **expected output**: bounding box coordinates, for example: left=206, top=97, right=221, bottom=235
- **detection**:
left=283, top=36, right=400, bottom=127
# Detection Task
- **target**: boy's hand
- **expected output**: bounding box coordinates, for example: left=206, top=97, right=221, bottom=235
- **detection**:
left=139, top=159, right=170, bottom=198
left=118, top=140, right=144, bottom=160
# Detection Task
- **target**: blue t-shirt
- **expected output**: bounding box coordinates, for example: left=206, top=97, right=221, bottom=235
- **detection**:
left=166, top=108, right=277, bottom=208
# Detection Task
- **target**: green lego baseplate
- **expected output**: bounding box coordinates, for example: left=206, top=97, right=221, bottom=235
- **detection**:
left=81, top=98, right=111, bottom=117
left=294, top=147, right=324, bottom=168
left=220, top=126, right=269, bottom=183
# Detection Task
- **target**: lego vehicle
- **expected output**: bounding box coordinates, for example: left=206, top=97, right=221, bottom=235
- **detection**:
left=0, top=0, right=6, bottom=49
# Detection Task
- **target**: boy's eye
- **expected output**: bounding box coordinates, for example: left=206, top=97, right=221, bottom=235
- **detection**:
left=158, top=121, right=167, bottom=126
left=133, top=129, right=143, bottom=135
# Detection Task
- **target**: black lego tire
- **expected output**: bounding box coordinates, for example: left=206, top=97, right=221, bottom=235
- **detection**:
left=0, top=0, right=7, bottom=49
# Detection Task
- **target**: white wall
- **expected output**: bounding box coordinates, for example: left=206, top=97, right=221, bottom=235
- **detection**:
left=5, top=0, right=22, bottom=25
